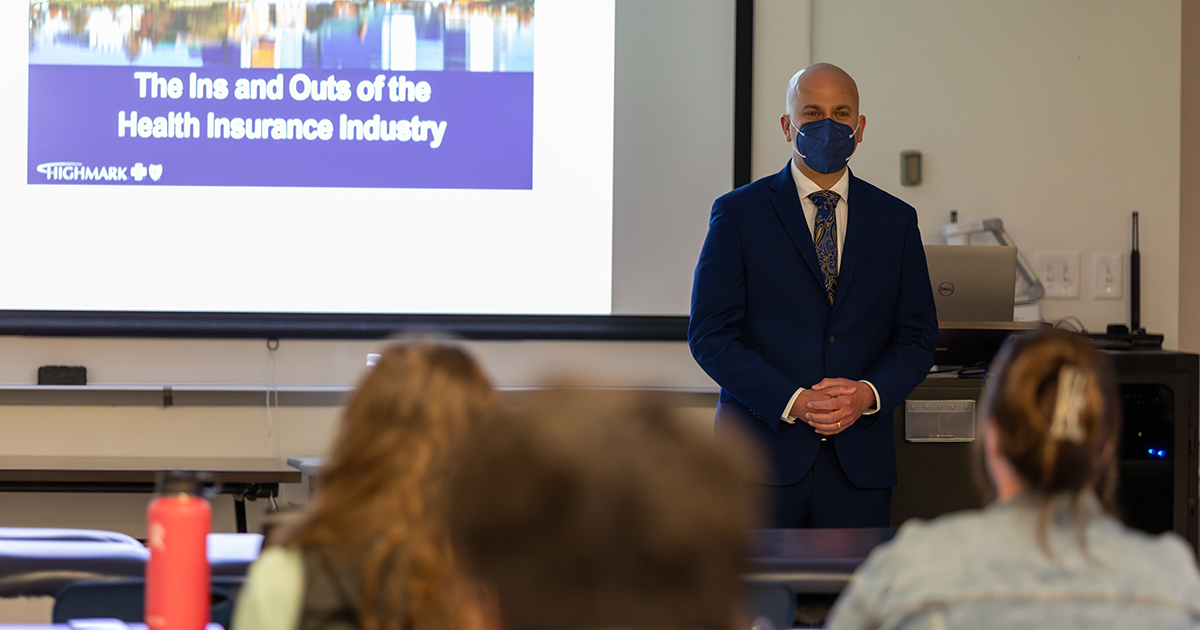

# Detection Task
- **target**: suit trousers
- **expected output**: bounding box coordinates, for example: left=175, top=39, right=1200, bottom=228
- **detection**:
left=763, top=437, right=892, bottom=528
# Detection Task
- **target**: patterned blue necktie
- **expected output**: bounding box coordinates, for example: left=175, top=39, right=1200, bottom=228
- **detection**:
left=809, top=190, right=841, bottom=304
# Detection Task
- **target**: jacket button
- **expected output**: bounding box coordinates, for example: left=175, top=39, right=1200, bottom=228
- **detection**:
left=827, top=335, right=835, bottom=344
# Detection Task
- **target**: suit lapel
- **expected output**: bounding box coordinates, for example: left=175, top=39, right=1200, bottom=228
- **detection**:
left=832, top=171, right=874, bottom=312
left=768, top=164, right=824, bottom=288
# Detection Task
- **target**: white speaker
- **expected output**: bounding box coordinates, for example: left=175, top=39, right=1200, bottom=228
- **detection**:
left=905, top=400, right=975, bottom=442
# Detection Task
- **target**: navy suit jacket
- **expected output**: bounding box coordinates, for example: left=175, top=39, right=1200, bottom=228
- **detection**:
left=688, top=164, right=938, bottom=488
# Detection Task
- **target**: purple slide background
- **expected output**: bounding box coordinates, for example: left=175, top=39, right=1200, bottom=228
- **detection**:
left=28, top=66, right=533, bottom=189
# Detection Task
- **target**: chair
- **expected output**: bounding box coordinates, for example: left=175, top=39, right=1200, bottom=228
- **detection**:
left=0, top=539, right=148, bottom=597
left=208, top=533, right=263, bottom=576
left=0, top=527, right=143, bottom=547
left=0, top=529, right=263, bottom=598
left=53, top=577, right=245, bottom=628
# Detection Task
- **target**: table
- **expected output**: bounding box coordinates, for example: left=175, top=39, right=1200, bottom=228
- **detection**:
left=0, top=456, right=301, bottom=533
left=284, top=456, right=323, bottom=476
left=746, top=527, right=895, bottom=593
left=743, top=528, right=896, bottom=628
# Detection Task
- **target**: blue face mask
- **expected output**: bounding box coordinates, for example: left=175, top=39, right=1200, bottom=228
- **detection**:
left=793, top=117, right=859, bottom=175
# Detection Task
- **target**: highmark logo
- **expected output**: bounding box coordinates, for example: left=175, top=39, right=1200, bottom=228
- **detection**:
left=35, top=162, right=163, bottom=182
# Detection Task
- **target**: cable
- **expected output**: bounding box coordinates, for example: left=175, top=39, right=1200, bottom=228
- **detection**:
left=266, top=338, right=281, bottom=462
left=1051, top=315, right=1088, bottom=334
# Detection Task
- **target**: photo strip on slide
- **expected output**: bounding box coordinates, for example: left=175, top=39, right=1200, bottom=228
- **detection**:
left=27, top=0, right=534, bottom=189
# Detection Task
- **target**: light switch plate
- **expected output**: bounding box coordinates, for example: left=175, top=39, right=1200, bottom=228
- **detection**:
left=1093, top=252, right=1123, bottom=300
left=1034, top=251, right=1081, bottom=299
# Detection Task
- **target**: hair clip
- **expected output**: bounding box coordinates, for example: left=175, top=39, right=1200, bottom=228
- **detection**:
left=1049, top=366, right=1087, bottom=443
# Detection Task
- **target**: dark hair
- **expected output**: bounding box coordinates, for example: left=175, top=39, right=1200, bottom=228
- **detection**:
left=284, top=343, right=499, bottom=630
left=984, top=328, right=1120, bottom=501
left=446, top=389, right=759, bottom=630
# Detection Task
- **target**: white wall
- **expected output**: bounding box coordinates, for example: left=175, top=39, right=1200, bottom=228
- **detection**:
left=0, top=336, right=710, bottom=389
left=0, top=337, right=713, bottom=534
left=1183, top=0, right=1200, bottom=353
left=0, top=336, right=713, bottom=469
left=803, top=0, right=1182, bottom=347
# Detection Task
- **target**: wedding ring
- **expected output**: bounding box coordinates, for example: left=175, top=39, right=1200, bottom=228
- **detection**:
left=836, top=421, right=841, bottom=429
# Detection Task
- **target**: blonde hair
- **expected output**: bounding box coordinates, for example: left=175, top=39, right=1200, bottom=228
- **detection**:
left=284, top=343, right=498, bottom=630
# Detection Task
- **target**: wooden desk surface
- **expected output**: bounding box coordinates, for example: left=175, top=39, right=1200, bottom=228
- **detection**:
left=0, top=456, right=301, bottom=484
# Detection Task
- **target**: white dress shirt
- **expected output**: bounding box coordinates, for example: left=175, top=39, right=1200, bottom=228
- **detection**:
left=781, top=160, right=881, bottom=424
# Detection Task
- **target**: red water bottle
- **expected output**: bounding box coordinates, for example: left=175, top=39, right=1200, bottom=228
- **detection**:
left=146, top=471, right=212, bottom=630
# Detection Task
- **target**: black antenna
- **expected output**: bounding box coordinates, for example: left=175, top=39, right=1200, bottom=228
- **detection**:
left=1131, top=212, right=1142, bottom=334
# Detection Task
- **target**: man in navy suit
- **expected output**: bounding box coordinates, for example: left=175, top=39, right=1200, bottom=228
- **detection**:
left=689, top=63, right=937, bottom=528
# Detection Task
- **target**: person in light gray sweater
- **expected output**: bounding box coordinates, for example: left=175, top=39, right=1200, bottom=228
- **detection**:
left=828, top=328, right=1200, bottom=630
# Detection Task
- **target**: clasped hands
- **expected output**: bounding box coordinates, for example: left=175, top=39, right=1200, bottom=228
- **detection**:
left=790, top=378, right=875, bottom=436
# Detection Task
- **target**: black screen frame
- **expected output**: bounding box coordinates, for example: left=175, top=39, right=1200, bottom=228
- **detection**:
left=7, top=0, right=753, bottom=341
left=0, top=310, right=689, bottom=340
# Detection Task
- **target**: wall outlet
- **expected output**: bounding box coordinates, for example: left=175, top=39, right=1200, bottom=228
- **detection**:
left=1033, top=251, right=1081, bottom=299
left=1093, top=252, right=1123, bottom=300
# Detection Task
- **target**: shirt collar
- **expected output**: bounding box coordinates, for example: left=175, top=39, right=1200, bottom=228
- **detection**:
left=789, top=158, right=850, bottom=202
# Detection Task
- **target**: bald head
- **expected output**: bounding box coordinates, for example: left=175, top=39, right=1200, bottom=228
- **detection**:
left=785, top=63, right=859, bottom=119
left=780, top=62, right=865, bottom=185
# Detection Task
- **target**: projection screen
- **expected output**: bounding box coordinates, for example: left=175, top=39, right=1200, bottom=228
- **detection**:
left=2, top=0, right=742, bottom=338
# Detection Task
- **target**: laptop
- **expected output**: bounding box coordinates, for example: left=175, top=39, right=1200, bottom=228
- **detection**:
left=924, top=245, right=1017, bottom=323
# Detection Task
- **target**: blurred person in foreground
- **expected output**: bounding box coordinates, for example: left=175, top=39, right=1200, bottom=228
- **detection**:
left=828, top=329, right=1200, bottom=629
left=233, top=343, right=499, bottom=630
left=447, top=389, right=760, bottom=630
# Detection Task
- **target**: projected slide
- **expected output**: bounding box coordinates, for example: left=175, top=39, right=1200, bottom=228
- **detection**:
left=28, top=1, right=534, bottom=189
left=6, top=1, right=614, bottom=317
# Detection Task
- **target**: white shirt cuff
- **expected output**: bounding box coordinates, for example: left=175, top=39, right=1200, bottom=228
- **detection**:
left=781, top=387, right=805, bottom=424
left=860, top=380, right=881, bottom=415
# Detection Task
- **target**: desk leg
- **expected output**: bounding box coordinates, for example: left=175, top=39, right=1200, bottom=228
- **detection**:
left=229, top=482, right=276, bottom=533
left=234, top=496, right=248, bottom=533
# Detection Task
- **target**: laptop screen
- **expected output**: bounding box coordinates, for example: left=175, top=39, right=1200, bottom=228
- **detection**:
left=924, top=245, right=1017, bottom=323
